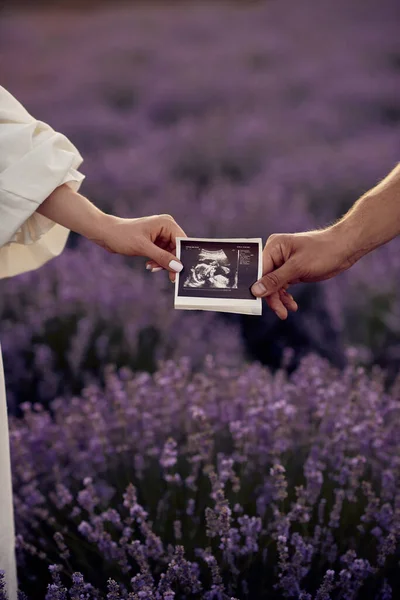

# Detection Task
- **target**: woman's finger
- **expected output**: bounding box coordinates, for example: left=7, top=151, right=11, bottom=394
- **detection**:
left=145, top=261, right=177, bottom=282
left=146, top=260, right=163, bottom=272
left=141, top=238, right=183, bottom=274
left=158, top=215, right=187, bottom=246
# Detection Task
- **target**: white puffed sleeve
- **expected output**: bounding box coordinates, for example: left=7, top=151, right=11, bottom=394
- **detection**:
left=0, top=86, right=85, bottom=279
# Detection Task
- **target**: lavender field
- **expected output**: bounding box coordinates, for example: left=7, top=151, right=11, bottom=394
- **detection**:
left=1, top=0, right=400, bottom=597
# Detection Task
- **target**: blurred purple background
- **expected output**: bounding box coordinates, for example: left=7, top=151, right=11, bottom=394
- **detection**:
left=1, top=0, right=400, bottom=402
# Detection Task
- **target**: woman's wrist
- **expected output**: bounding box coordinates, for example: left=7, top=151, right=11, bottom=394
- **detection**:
left=88, top=213, right=121, bottom=252
left=38, top=184, right=114, bottom=244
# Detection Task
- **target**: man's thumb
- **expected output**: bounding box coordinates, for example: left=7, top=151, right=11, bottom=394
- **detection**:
left=251, top=261, right=295, bottom=297
left=143, top=241, right=183, bottom=274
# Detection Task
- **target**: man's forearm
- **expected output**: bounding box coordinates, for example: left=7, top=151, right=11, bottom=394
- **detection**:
left=331, top=164, right=400, bottom=263
left=37, top=183, right=113, bottom=244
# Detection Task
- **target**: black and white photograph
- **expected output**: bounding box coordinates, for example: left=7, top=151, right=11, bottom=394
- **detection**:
left=175, top=238, right=263, bottom=315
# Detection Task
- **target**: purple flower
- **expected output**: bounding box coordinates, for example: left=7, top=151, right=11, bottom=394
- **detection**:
left=158, top=546, right=202, bottom=596
left=106, top=580, right=121, bottom=600
left=315, top=570, right=335, bottom=600
left=78, top=479, right=99, bottom=514
left=69, top=573, right=96, bottom=600
left=160, top=439, right=178, bottom=469
left=53, top=532, right=70, bottom=561
left=0, top=571, right=8, bottom=600
left=45, top=565, right=67, bottom=600
left=377, top=579, right=393, bottom=600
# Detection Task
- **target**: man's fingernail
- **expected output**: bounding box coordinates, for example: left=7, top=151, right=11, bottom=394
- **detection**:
left=169, top=260, right=183, bottom=273
left=146, top=264, right=152, bottom=270
left=150, top=267, right=163, bottom=273
left=251, top=282, right=267, bottom=296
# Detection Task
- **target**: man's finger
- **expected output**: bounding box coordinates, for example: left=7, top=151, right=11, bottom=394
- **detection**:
left=279, top=289, right=298, bottom=312
left=142, top=240, right=183, bottom=273
left=251, top=260, right=296, bottom=297
left=266, top=293, right=288, bottom=320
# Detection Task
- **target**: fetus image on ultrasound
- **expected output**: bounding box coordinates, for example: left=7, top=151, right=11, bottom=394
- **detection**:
left=184, top=248, right=238, bottom=289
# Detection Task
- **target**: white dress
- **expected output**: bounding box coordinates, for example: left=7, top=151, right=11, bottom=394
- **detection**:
left=0, top=86, right=84, bottom=599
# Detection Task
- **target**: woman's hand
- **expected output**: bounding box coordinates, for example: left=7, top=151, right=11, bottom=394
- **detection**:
left=96, top=214, right=186, bottom=281
left=37, top=186, right=186, bottom=281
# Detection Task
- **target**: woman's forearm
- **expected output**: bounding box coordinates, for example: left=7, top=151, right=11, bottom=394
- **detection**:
left=332, top=164, right=400, bottom=263
left=37, top=183, right=112, bottom=244
left=36, top=183, right=186, bottom=272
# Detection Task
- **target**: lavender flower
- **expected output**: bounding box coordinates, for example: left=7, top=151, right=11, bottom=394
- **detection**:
left=0, top=571, right=8, bottom=600
left=45, top=565, right=67, bottom=600
left=69, top=573, right=96, bottom=600
left=53, top=532, right=70, bottom=561
left=315, top=570, right=335, bottom=600
left=377, top=579, right=393, bottom=600
left=106, top=580, right=121, bottom=600
left=160, top=439, right=178, bottom=470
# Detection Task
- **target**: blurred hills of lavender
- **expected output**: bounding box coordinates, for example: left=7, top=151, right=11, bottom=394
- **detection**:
left=1, top=0, right=400, bottom=402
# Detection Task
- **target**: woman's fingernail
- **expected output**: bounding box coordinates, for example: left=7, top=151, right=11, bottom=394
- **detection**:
left=151, top=267, right=163, bottom=273
left=251, top=282, right=267, bottom=296
left=169, top=260, right=183, bottom=273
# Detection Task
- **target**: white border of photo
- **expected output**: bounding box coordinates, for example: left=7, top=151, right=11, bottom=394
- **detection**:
left=174, top=237, right=263, bottom=316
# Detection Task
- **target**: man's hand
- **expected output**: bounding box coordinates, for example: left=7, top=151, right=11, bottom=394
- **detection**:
left=251, top=230, right=355, bottom=319
left=251, top=165, right=400, bottom=319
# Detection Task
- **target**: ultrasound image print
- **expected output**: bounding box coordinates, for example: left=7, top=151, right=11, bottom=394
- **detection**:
left=183, top=248, right=238, bottom=290
left=178, top=240, right=260, bottom=301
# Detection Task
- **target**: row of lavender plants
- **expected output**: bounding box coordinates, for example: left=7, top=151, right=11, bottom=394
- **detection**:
left=4, top=353, right=400, bottom=598
left=2, top=218, right=400, bottom=412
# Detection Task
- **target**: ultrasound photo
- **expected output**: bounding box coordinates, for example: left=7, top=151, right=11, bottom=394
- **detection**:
left=175, top=238, right=262, bottom=315
left=183, top=247, right=238, bottom=291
